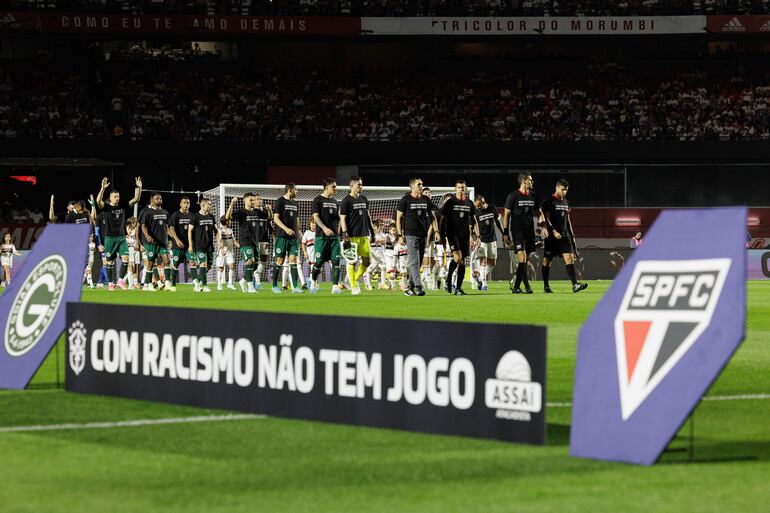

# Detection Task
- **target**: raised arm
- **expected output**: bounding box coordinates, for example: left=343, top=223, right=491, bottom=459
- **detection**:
left=129, top=176, right=142, bottom=207
left=96, top=177, right=109, bottom=209
left=225, top=197, right=237, bottom=221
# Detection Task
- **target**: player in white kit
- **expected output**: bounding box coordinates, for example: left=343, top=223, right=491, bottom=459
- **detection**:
left=216, top=216, right=239, bottom=290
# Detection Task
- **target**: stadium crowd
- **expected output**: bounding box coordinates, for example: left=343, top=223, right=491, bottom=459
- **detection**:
left=2, top=0, right=770, bottom=16
left=3, top=60, right=770, bottom=142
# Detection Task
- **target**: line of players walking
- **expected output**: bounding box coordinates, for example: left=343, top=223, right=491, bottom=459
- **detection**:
left=51, top=173, right=587, bottom=295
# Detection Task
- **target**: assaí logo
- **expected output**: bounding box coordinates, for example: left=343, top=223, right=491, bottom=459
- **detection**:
left=614, top=259, right=731, bottom=420
left=4, top=255, right=67, bottom=357
left=484, top=351, right=542, bottom=421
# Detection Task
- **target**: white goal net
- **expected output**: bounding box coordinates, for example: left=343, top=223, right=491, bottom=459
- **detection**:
left=201, top=183, right=473, bottom=283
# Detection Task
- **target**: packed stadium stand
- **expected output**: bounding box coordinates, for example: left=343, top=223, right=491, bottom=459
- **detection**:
left=3, top=55, right=770, bottom=142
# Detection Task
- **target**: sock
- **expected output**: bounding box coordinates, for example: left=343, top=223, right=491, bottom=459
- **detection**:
left=282, top=265, right=289, bottom=287
left=245, top=263, right=254, bottom=283
left=290, top=264, right=299, bottom=288
left=447, top=260, right=457, bottom=286
left=145, top=270, right=153, bottom=285
left=255, top=262, right=264, bottom=284
left=228, top=268, right=235, bottom=285
left=480, top=265, right=487, bottom=286
left=119, top=261, right=128, bottom=280
left=566, top=263, right=577, bottom=285
left=521, top=262, right=531, bottom=290
left=217, top=269, right=223, bottom=285
left=126, top=271, right=133, bottom=287
left=199, top=268, right=207, bottom=286
left=133, top=272, right=139, bottom=286
left=272, top=265, right=280, bottom=287
left=312, top=263, right=321, bottom=282
left=190, top=266, right=198, bottom=283
left=347, top=264, right=357, bottom=287
left=457, top=263, right=466, bottom=290
left=486, top=264, right=494, bottom=286
left=105, top=263, right=114, bottom=284
left=431, top=263, right=440, bottom=288
left=171, top=268, right=178, bottom=286
left=164, top=267, right=171, bottom=283
left=542, top=265, right=551, bottom=288
left=363, top=270, right=372, bottom=288
left=331, top=260, right=340, bottom=286
left=514, top=262, right=525, bottom=289
left=380, top=266, right=387, bottom=285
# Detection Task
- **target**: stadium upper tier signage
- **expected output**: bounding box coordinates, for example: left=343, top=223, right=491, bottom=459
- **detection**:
left=361, top=16, right=706, bottom=35
left=0, top=12, right=361, bottom=35
left=0, top=224, right=90, bottom=389
left=570, top=208, right=747, bottom=465
left=66, top=304, right=546, bottom=445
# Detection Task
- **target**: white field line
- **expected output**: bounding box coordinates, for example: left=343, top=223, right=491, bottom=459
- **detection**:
left=0, top=414, right=264, bottom=433
left=0, top=394, right=767, bottom=433
left=546, top=393, right=770, bottom=408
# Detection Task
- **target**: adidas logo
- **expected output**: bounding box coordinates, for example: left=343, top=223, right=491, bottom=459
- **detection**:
left=760, top=20, right=770, bottom=32
left=721, top=17, right=746, bottom=32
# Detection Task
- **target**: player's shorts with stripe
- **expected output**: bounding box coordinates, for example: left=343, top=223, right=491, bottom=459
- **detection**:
left=128, top=247, right=142, bottom=265
left=370, top=246, right=385, bottom=266
left=396, top=254, right=408, bottom=274
left=274, top=237, right=299, bottom=258
left=103, top=236, right=128, bottom=260
left=447, top=237, right=470, bottom=259
left=171, top=248, right=190, bottom=267
left=314, top=236, right=341, bottom=263
left=194, top=249, right=215, bottom=267
left=240, top=245, right=256, bottom=262
left=304, top=244, right=316, bottom=264
left=478, top=241, right=498, bottom=259
left=544, top=236, right=574, bottom=259
left=348, top=236, right=371, bottom=258
left=144, top=243, right=169, bottom=260
left=1, top=255, right=13, bottom=268
left=511, top=226, right=536, bottom=254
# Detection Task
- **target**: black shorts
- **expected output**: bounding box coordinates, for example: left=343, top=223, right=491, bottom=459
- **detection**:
left=511, top=226, right=536, bottom=254
left=447, top=237, right=470, bottom=259
left=544, top=236, right=574, bottom=259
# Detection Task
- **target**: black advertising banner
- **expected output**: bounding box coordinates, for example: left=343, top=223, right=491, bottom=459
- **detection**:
left=66, top=303, right=546, bottom=445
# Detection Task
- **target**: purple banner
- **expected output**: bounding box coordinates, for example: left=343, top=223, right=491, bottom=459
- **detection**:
left=570, top=208, right=747, bottom=465
left=0, top=224, right=90, bottom=389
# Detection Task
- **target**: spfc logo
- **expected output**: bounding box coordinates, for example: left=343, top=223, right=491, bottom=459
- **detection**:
left=614, top=259, right=731, bottom=420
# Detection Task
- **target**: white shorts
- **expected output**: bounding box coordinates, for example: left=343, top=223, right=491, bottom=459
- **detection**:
left=478, top=241, right=498, bottom=260
left=216, top=251, right=235, bottom=267
left=259, top=242, right=270, bottom=257
left=1, top=255, right=12, bottom=268
left=423, top=243, right=434, bottom=259
left=396, top=255, right=408, bottom=274
left=370, top=247, right=385, bottom=266
left=305, top=245, right=316, bottom=264
left=129, top=247, right=142, bottom=265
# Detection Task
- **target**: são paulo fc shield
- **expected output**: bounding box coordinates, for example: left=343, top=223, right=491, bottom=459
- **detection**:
left=570, top=208, right=746, bottom=465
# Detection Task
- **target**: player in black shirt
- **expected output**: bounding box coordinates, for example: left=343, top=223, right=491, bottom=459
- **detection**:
left=188, top=198, right=218, bottom=293
left=502, top=172, right=543, bottom=294
left=340, top=176, right=377, bottom=295
left=474, top=194, right=503, bottom=291
left=271, top=183, right=302, bottom=294
left=439, top=179, right=478, bottom=295
left=396, top=177, right=440, bottom=296
left=253, top=194, right=273, bottom=290
left=310, top=177, right=343, bottom=293
left=168, top=196, right=194, bottom=290
left=96, top=176, right=142, bottom=290
left=226, top=192, right=261, bottom=293
left=540, top=179, right=588, bottom=293
left=138, top=192, right=171, bottom=291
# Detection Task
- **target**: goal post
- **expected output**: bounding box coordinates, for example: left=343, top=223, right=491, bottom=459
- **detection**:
left=201, top=183, right=473, bottom=284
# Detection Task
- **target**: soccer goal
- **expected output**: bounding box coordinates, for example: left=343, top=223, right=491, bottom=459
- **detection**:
left=201, top=183, right=473, bottom=283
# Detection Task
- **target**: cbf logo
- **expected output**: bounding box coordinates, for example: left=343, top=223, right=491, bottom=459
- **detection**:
left=614, top=259, right=731, bottom=420
left=68, top=320, right=87, bottom=376
left=484, top=351, right=542, bottom=421
left=4, top=255, right=67, bottom=357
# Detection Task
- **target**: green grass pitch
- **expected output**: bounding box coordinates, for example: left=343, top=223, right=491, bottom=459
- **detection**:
left=1, top=281, right=768, bottom=513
